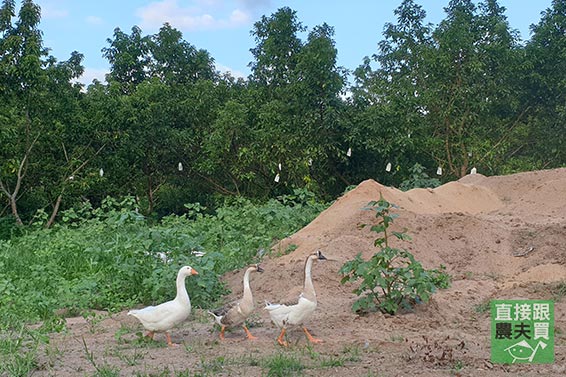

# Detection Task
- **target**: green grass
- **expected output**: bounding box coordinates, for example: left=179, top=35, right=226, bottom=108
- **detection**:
left=264, top=353, right=305, bottom=376
left=0, top=326, right=42, bottom=377
left=552, top=281, right=566, bottom=301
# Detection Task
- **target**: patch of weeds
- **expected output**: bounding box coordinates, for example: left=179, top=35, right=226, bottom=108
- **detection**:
left=114, top=347, right=146, bottom=366
left=298, top=345, right=345, bottom=369
left=81, top=337, right=120, bottom=377
left=451, top=359, right=465, bottom=374
left=184, top=343, right=196, bottom=353
left=274, top=243, right=299, bottom=257
left=114, top=324, right=135, bottom=344
left=82, top=310, right=108, bottom=334
left=551, top=281, right=566, bottom=301
left=390, top=334, right=405, bottom=343
left=199, top=355, right=226, bottom=375
left=284, top=244, right=298, bottom=255
left=406, top=336, right=467, bottom=368
left=318, top=355, right=345, bottom=368
left=342, top=344, right=362, bottom=362
left=474, top=299, right=491, bottom=314
left=192, top=308, right=213, bottom=324
left=1, top=350, right=38, bottom=377
left=301, top=344, right=320, bottom=360
left=43, top=343, right=63, bottom=368
left=220, top=352, right=262, bottom=369
left=263, top=353, right=304, bottom=376
left=130, top=331, right=166, bottom=348
left=0, top=326, right=41, bottom=377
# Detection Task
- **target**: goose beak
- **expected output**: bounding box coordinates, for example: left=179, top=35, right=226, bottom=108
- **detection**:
left=191, top=269, right=199, bottom=275
left=257, top=265, right=264, bottom=273
left=317, top=250, right=327, bottom=260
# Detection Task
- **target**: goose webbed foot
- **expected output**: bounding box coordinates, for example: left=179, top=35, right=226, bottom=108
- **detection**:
left=303, top=327, right=323, bottom=344
left=243, top=325, right=258, bottom=340
left=165, top=332, right=180, bottom=348
left=276, top=328, right=288, bottom=347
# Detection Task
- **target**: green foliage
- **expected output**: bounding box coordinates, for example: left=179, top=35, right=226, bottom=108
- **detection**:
left=0, top=194, right=326, bottom=325
left=340, top=195, right=450, bottom=315
left=522, top=0, right=566, bottom=168
left=399, top=163, right=441, bottom=191
left=3, top=1, right=563, bottom=222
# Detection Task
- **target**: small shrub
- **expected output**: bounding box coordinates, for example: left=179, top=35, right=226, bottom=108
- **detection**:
left=340, top=195, right=450, bottom=315
left=399, top=163, right=441, bottom=191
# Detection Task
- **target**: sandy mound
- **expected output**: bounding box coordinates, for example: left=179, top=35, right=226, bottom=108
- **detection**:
left=261, top=168, right=566, bottom=285
left=239, top=167, right=566, bottom=373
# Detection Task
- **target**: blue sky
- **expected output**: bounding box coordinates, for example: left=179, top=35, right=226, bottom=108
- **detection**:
left=28, top=0, right=553, bottom=85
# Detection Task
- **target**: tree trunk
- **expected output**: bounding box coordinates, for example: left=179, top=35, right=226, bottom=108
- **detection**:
left=147, top=173, right=154, bottom=214
left=45, top=194, right=63, bottom=228
left=9, top=194, right=23, bottom=226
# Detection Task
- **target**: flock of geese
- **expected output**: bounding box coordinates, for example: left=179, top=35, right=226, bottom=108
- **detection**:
left=127, top=250, right=327, bottom=347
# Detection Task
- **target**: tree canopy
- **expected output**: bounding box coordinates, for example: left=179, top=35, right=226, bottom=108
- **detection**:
left=1, top=0, right=565, bottom=226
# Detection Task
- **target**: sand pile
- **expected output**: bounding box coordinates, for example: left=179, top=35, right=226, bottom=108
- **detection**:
left=257, top=168, right=566, bottom=289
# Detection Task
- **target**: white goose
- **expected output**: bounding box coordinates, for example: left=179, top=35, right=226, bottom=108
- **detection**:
left=265, top=250, right=326, bottom=346
left=209, top=264, right=264, bottom=340
left=128, top=265, right=198, bottom=347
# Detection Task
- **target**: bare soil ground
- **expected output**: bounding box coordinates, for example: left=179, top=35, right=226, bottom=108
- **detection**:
left=35, top=168, right=566, bottom=376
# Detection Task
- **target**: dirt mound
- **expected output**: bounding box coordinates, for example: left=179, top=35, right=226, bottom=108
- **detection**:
left=243, top=167, right=566, bottom=374
left=264, top=168, right=566, bottom=285
left=37, top=168, right=566, bottom=376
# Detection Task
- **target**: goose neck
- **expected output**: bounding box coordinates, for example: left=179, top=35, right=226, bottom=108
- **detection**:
left=303, top=255, right=316, bottom=297
left=242, top=267, right=253, bottom=302
left=175, top=271, right=191, bottom=306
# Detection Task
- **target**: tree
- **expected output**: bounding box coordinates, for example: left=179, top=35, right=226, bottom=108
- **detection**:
left=0, top=0, right=45, bottom=225
left=150, top=23, right=216, bottom=85
left=99, top=24, right=221, bottom=212
left=294, top=23, right=347, bottom=192
left=523, top=0, right=566, bottom=168
left=102, top=26, right=151, bottom=95
left=249, top=7, right=304, bottom=88
left=422, top=0, right=522, bottom=177
left=245, top=8, right=350, bottom=197
left=0, top=0, right=98, bottom=226
left=350, top=0, right=433, bottom=185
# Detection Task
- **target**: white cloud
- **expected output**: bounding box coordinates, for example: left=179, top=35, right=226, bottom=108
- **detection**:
left=40, top=5, right=68, bottom=19
left=74, top=67, right=108, bottom=87
left=230, top=9, right=248, bottom=24
left=136, top=0, right=251, bottom=31
left=85, top=16, right=104, bottom=26
left=237, top=0, right=271, bottom=10
left=215, top=63, right=246, bottom=79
